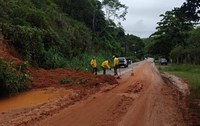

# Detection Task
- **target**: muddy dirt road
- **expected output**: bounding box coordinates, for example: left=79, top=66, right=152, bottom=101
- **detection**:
left=36, top=59, right=188, bottom=126
left=0, top=59, right=189, bottom=126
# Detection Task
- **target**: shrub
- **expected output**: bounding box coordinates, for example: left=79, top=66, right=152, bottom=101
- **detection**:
left=0, top=59, right=31, bottom=97
left=59, top=78, right=71, bottom=85
left=41, top=48, right=67, bottom=69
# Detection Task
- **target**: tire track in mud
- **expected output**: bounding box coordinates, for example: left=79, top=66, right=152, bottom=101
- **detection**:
left=98, top=82, right=143, bottom=126
left=125, top=81, right=143, bottom=94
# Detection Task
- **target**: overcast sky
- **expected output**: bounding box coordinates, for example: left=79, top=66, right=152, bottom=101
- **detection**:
left=119, top=0, right=186, bottom=38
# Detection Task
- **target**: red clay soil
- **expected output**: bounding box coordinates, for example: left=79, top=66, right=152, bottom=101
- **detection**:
left=0, top=39, right=22, bottom=65
left=0, top=39, right=118, bottom=89
left=29, top=67, right=117, bottom=88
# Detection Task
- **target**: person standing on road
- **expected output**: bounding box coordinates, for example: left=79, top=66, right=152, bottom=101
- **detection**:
left=113, top=55, right=119, bottom=76
left=90, top=56, right=97, bottom=75
left=101, top=59, right=111, bottom=75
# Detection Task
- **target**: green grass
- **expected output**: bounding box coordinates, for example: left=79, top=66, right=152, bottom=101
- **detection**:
left=159, top=64, right=200, bottom=98
left=59, top=78, right=72, bottom=85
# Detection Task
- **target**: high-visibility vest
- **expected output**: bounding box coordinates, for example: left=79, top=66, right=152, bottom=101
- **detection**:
left=101, top=60, right=111, bottom=69
left=90, top=59, right=97, bottom=68
left=114, top=57, right=119, bottom=67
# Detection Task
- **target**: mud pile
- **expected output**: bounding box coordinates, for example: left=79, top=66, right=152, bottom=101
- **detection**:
left=0, top=39, right=118, bottom=89
left=29, top=68, right=117, bottom=88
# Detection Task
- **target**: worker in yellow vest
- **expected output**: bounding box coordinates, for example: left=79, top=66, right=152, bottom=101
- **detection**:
left=90, top=56, right=97, bottom=75
left=101, top=59, right=111, bottom=75
left=113, top=55, right=119, bottom=76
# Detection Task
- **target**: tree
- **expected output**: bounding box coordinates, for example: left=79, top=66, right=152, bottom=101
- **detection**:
left=102, top=0, right=128, bottom=24
left=175, top=0, right=200, bottom=22
left=125, top=34, right=144, bottom=59
left=147, top=10, right=193, bottom=57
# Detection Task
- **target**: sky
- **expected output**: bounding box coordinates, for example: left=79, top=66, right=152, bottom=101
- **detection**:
left=119, top=0, right=186, bottom=38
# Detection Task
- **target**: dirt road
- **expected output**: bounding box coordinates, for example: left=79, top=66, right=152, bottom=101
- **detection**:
left=34, top=59, right=188, bottom=126
left=0, top=59, right=189, bottom=126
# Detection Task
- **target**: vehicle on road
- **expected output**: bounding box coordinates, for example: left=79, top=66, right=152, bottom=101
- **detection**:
left=118, top=57, right=128, bottom=68
left=159, top=58, right=168, bottom=65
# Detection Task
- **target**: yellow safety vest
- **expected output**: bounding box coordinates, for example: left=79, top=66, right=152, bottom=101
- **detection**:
left=90, top=59, right=97, bottom=68
left=101, top=60, right=111, bottom=69
left=114, top=57, right=119, bottom=67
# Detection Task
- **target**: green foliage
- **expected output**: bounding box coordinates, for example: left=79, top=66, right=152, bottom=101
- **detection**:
left=16, top=61, right=29, bottom=73
left=175, top=0, right=200, bottom=22
left=0, top=59, right=31, bottom=97
left=65, top=53, right=96, bottom=71
left=147, top=10, right=192, bottom=58
left=59, top=78, right=71, bottom=85
left=102, top=0, right=128, bottom=21
left=170, top=27, right=200, bottom=64
left=0, top=0, right=139, bottom=70
left=1, top=23, right=46, bottom=65
left=42, top=48, right=67, bottom=69
left=125, top=34, right=144, bottom=59
left=145, top=0, right=200, bottom=65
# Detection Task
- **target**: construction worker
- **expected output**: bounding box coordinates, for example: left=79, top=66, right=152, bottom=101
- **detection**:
left=90, top=56, right=97, bottom=75
left=113, top=55, right=119, bottom=76
left=101, top=59, right=111, bottom=75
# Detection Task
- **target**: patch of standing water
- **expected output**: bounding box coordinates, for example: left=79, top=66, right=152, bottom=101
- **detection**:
left=0, top=87, right=69, bottom=112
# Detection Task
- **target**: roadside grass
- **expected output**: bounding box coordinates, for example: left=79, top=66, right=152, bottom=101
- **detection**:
left=159, top=64, right=200, bottom=99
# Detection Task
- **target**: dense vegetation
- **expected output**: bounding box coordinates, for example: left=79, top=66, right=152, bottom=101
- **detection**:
left=0, top=0, right=144, bottom=70
left=0, top=0, right=146, bottom=96
left=145, top=0, right=200, bottom=64
left=0, top=59, right=31, bottom=97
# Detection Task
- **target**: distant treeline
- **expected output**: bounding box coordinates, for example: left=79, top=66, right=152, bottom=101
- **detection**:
left=144, top=0, right=200, bottom=65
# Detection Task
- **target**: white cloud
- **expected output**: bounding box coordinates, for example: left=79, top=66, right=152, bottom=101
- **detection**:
left=119, top=0, right=186, bottom=38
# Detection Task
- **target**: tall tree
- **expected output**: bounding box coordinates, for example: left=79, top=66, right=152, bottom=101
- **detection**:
left=175, top=0, right=200, bottom=22
left=102, top=0, right=128, bottom=25
left=147, top=10, right=192, bottom=57
left=125, top=34, right=144, bottom=59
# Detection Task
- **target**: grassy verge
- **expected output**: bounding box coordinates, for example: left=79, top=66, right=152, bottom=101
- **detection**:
left=158, top=64, right=200, bottom=99
left=159, top=64, right=200, bottom=125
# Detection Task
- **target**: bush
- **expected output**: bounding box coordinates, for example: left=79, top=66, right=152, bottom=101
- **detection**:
left=0, top=59, right=31, bottom=97
left=41, top=48, right=67, bottom=69
left=59, top=78, right=72, bottom=85
left=0, top=0, right=128, bottom=70
left=1, top=23, right=46, bottom=65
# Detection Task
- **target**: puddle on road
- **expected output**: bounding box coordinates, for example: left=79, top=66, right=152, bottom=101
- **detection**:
left=0, top=87, right=69, bottom=112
